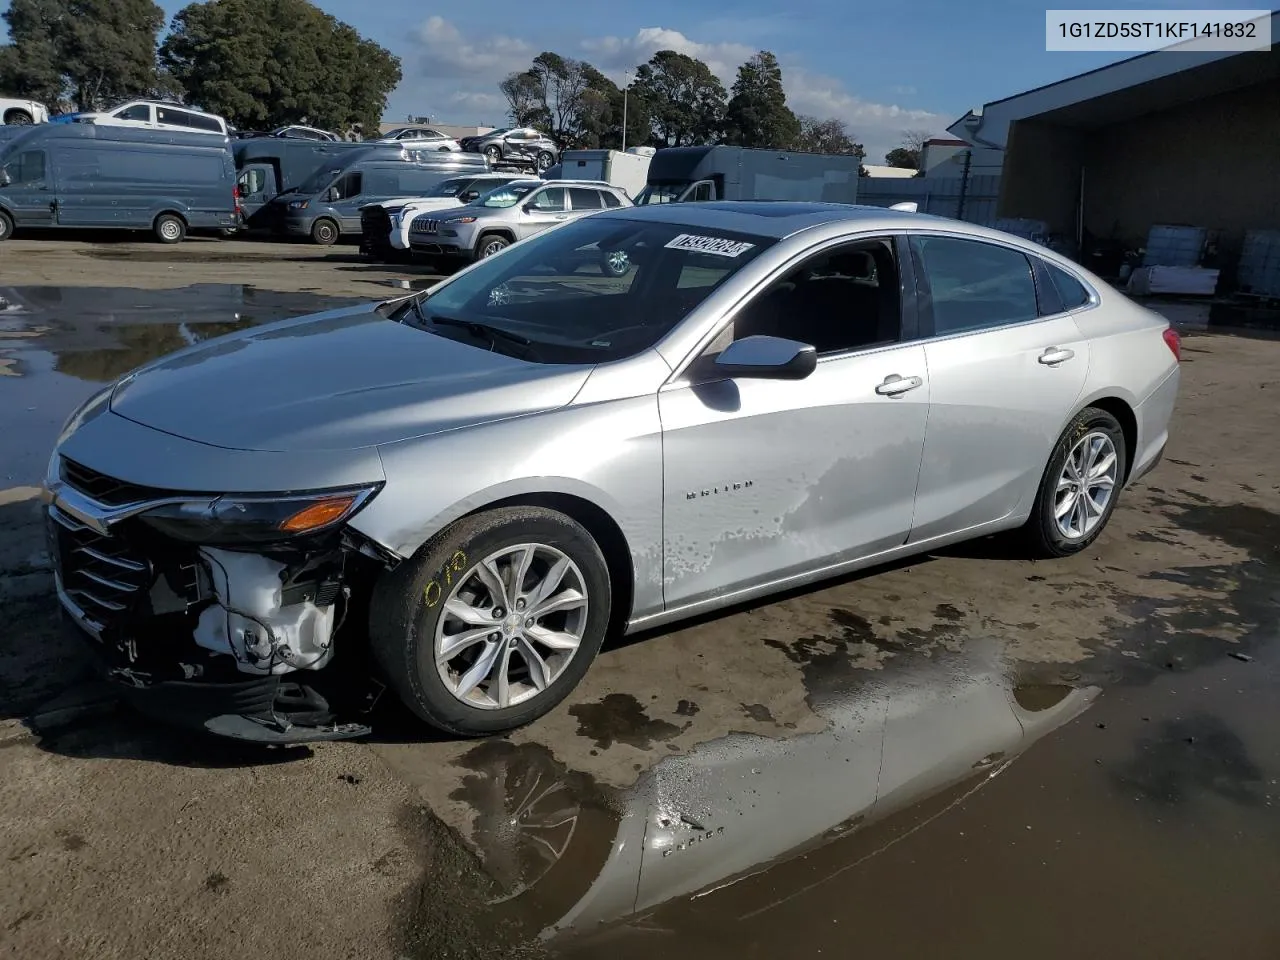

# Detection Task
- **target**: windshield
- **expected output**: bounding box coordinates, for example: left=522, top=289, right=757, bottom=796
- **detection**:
left=294, top=165, right=344, bottom=196
left=426, top=177, right=470, bottom=198
left=635, top=183, right=688, bottom=205
left=399, top=216, right=776, bottom=363
left=477, top=183, right=538, bottom=208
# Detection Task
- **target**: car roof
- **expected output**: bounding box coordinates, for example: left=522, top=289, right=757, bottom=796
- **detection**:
left=589, top=201, right=1004, bottom=240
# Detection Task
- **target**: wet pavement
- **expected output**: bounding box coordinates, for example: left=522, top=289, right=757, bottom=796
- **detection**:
left=1, top=273, right=1279, bottom=959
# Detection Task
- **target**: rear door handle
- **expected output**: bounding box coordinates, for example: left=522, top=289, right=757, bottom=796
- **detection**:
left=1039, top=347, right=1075, bottom=366
left=875, top=374, right=924, bottom=397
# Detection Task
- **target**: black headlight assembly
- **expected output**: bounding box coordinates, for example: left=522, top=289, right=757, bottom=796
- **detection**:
left=136, top=485, right=381, bottom=546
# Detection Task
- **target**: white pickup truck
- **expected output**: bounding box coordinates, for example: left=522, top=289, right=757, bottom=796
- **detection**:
left=1, top=97, right=49, bottom=126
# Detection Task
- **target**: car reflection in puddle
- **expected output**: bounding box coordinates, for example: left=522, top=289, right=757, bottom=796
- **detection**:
left=428, top=640, right=1096, bottom=944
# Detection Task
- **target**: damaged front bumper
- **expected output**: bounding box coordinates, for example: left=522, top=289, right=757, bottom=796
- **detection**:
left=44, top=457, right=396, bottom=744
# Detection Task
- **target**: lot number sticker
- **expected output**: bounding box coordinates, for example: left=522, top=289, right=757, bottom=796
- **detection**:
left=665, top=234, right=756, bottom=258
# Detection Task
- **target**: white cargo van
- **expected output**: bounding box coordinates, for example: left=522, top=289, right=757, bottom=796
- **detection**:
left=554, top=148, right=652, bottom=200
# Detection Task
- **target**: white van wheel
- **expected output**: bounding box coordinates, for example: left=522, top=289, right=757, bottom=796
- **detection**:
left=154, top=214, right=186, bottom=244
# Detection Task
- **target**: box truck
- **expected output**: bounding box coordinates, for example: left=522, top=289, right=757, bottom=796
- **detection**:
left=634, top=145, right=860, bottom=205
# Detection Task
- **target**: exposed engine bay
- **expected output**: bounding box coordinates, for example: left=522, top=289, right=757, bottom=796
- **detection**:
left=47, top=461, right=398, bottom=743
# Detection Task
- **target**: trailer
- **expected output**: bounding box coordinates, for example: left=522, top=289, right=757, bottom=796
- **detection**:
left=634, top=145, right=860, bottom=205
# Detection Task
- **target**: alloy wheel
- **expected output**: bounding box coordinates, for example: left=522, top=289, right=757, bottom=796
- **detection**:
left=1054, top=430, right=1118, bottom=539
left=434, top=543, right=589, bottom=710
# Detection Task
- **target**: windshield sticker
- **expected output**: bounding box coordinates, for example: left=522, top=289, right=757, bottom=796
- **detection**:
left=664, top=234, right=756, bottom=258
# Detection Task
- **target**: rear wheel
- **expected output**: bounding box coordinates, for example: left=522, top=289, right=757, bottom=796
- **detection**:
left=0, top=210, right=13, bottom=242
left=310, top=217, right=339, bottom=245
left=1021, top=406, right=1127, bottom=558
left=536, top=151, right=555, bottom=172
left=153, top=213, right=186, bottom=244
left=369, top=506, right=611, bottom=736
left=3, top=110, right=32, bottom=125
left=484, top=145, right=502, bottom=164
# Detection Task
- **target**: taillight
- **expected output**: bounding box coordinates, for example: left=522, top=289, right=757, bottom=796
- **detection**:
left=1162, top=326, right=1181, bottom=362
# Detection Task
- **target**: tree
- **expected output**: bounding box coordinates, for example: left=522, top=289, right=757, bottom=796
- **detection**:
left=630, top=50, right=726, bottom=147
left=901, top=128, right=933, bottom=155
left=885, top=146, right=919, bottom=169
left=723, top=50, right=800, bottom=150
left=1, top=0, right=168, bottom=111
left=161, top=0, right=401, bottom=135
left=792, top=116, right=864, bottom=158
left=499, top=71, right=547, bottom=128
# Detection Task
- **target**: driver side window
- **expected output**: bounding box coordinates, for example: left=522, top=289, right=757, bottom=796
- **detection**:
left=705, top=237, right=904, bottom=358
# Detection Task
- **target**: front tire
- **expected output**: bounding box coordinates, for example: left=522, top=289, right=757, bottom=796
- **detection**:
left=476, top=233, right=510, bottom=260
left=484, top=145, right=502, bottom=164
left=0, top=210, right=12, bottom=242
left=536, top=151, right=555, bottom=172
left=4, top=110, right=32, bottom=125
left=369, top=506, right=611, bottom=736
left=310, top=217, right=339, bottom=245
left=1022, top=406, right=1127, bottom=558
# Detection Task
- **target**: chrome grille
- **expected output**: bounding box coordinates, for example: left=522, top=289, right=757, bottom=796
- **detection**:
left=60, top=457, right=158, bottom=506
left=50, top=507, right=151, bottom=630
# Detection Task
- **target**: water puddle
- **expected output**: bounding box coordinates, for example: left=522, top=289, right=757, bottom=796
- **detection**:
left=0, top=284, right=366, bottom=486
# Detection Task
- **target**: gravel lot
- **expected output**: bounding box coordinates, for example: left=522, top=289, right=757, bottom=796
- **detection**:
left=2, top=236, right=1278, bottom=959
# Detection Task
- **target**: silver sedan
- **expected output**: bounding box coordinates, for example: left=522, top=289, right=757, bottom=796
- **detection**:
left=42, top=203, right=1180, bottom=740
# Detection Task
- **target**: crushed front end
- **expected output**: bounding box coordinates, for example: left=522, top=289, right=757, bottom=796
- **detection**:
left=45, top=456, right=396, bottom=744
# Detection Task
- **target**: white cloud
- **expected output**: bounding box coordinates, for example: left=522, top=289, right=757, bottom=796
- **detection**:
left=399, top=18, right=950, bottom=156
left=414, top=15, right=532, bottom=79
left=784, top=69, right=948, bottom=162
left=581, top=27, right=755, bottom=85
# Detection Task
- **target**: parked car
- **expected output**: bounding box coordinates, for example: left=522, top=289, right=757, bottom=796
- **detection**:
left=460, top=127, right=559, bottom=172
left=268, top=125, right=341, bottom=141
left=358, top=172, right=530, bottom=260
left=0, top=123, right=237, bottom=243
left=263, top=148, right=490, bottom=244
left=377, top=126, right=461, bottom=151
left=1, top=96, right=49, bottom=125
left=407, top=178, right=630, bottom=262
left=74, top=100, right=229, bottom=136
left=41, top=204, right=1180, bottom=742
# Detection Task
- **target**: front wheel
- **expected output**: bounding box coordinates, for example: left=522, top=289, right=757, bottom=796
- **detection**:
left=1021, top=406, right=1127, bottom=558
left=310, top=217, right=339, bottom=245
left=484, top=145, right=502, bottom=164
left=476, top=233, right=510, bottom=260
left=369, top=506, right=611, bottom=735
left=0, top=210, right=12, bottom=242
left=536, top=151, right=555, bottom=172
left=3, top=110, right=32, bottom=125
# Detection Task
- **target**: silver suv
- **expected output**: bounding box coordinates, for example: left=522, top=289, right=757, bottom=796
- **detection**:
left=408, top=179, right=631, bottom=262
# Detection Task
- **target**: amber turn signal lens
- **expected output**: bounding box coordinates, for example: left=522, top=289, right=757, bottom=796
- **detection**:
left=278, top=495, right=358, bottom=533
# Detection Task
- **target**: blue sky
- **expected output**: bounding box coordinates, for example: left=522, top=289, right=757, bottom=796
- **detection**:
left=0, top=0, right=1252, bottom=160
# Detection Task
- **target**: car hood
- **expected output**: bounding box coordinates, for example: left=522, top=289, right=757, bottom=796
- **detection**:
left=391, top=198, right=472, bottom=215
left=108, top=302, right=593, bottom=452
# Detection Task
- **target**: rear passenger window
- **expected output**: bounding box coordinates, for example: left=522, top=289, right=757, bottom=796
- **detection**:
left=1046, top=262, right=1093, bottom=309
left=568, top=188, right=602, bottom=210
left=529, top=187, right=566, bottom=212
left=911, top=235, right=1039, bottom=335
left=602, top=191, right=622, bottom=208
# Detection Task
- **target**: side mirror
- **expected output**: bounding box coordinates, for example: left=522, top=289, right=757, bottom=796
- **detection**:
left=712, top=335, right=817, bottom=381
left=461, top=191, right=479, bottom=202
left=0, top=169, right=9, bottom=187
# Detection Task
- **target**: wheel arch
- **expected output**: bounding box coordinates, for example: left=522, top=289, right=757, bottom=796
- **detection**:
left=350, top=477, right=640, bottom=630
left=477, top=226, right=516, bottom=244
left=1072, top=391, right=1139, bottom=484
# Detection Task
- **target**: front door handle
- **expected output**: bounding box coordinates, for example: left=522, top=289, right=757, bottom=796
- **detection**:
left=875, top=374, right=924, bottom=397
left=1039, top=347, right=1075, bottom=366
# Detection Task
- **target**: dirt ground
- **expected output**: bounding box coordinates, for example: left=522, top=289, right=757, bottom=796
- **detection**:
left=1, top=237, right=1278, bottom=959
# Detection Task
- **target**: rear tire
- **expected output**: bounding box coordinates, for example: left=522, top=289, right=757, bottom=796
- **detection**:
left=3, top=110, right=32, bottom=125
left=1021, top=406, right=1127, bottom=558
left=310, top=217, right=339, bottom=245
left=154, top=213, right=186, bottom=244
left=369, top=506, right=611, bottom=736
left=536, top=151, right=554, bottom=172
left=0, top=210, right=13, bottom=242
